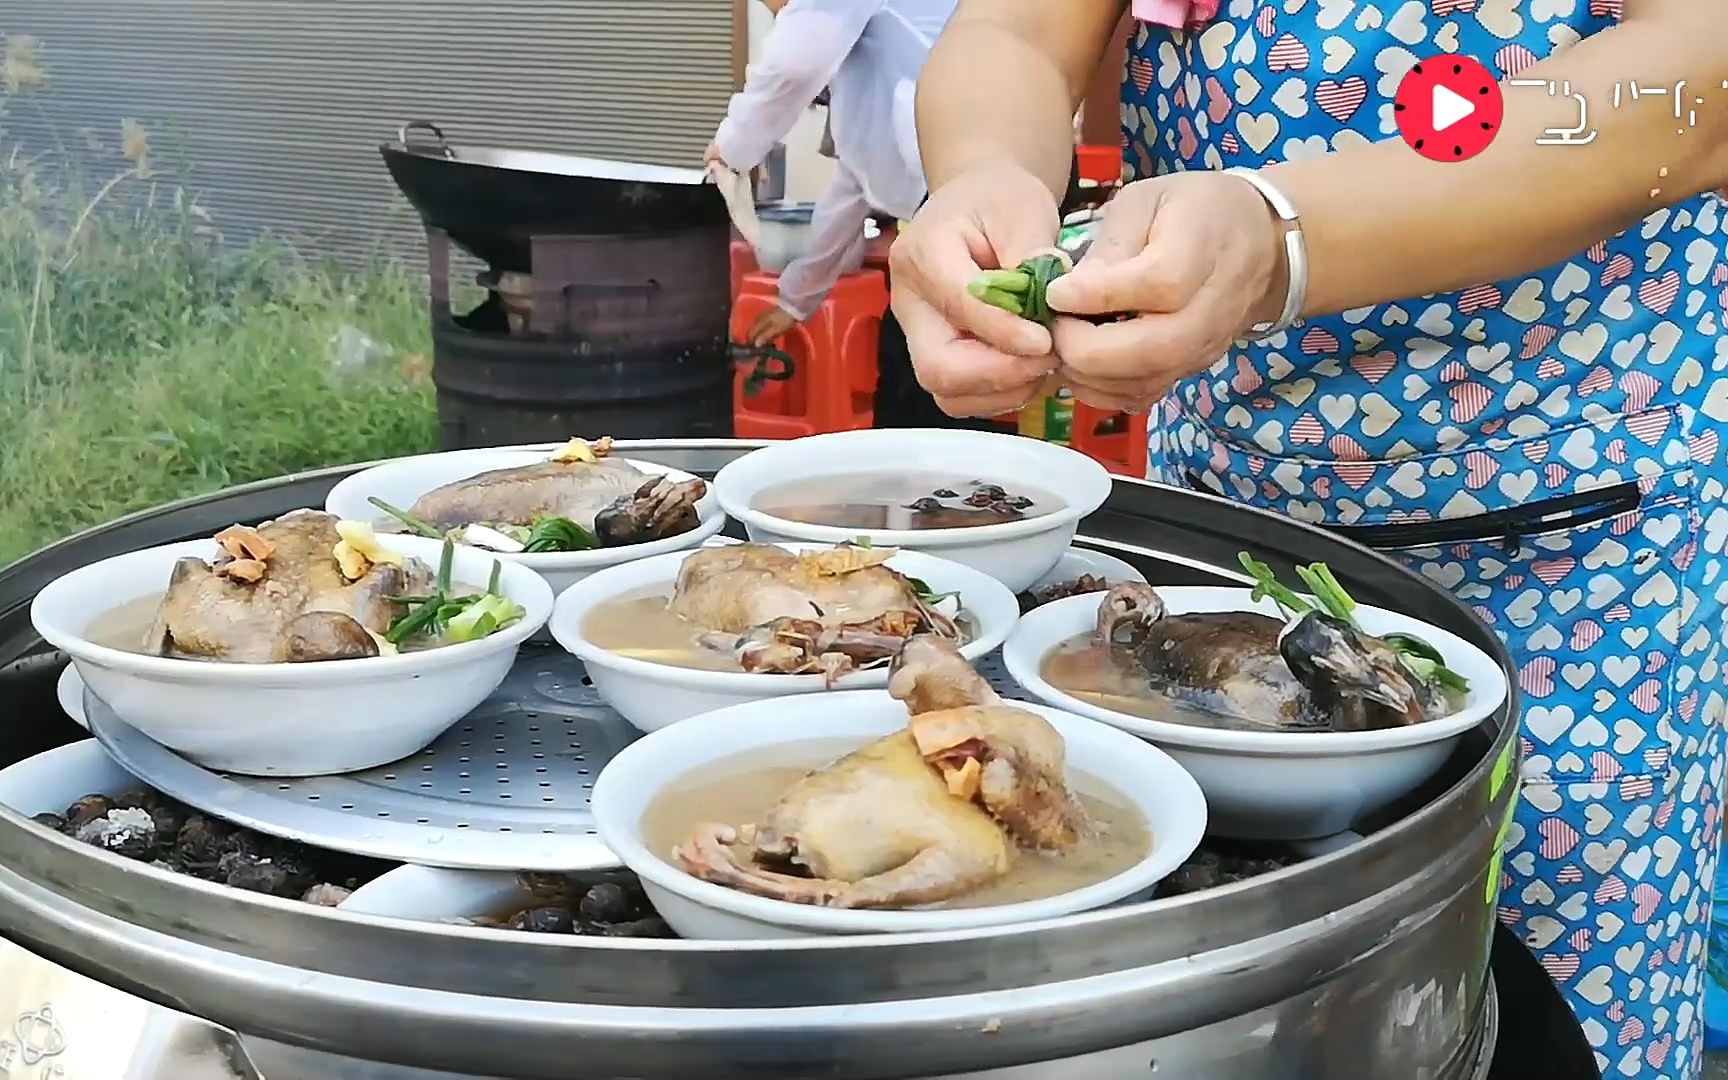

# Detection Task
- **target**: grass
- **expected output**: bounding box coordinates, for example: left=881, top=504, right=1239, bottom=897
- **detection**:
left=0, top=43, right=438, bottom=567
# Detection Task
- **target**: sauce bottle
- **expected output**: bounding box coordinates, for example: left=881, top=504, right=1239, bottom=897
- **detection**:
left=1016, top=213, right=1097, bottom=446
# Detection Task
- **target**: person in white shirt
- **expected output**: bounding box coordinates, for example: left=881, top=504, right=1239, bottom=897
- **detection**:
left=708, top=0, right=986, bottom=428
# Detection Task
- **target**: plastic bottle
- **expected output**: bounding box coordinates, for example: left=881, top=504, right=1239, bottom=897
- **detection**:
left=1018, top=387, right=1075, bottom=444
left=1016, top=213, right=1096, bottom=445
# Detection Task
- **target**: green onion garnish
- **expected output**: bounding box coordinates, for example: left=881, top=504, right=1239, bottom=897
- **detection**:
left=1237, top=551, right=1469, bottom=693
left=522, top=516, right=598, bottom=553
left=367, top=497, right=441, bottom=538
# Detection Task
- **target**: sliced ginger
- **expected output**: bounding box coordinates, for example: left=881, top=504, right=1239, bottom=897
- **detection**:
left=796, top=545, right=899, bottom=581
left=214, top=525, right=275, bottom=562
left=219, top=558, right=269, bottom=584
left=942, top=757, right=983, bottom=800
left=332, top=520, right=403, bottom=581
left=909, top=709, right=989, bottom=801
left=549, top=435, right=613, bottom=464
left=213, top=525, right=276, bottom=583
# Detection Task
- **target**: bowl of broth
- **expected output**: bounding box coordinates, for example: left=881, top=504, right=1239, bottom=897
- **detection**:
left=340, top=865, right=677, bottom=938
left=30, top=532, right=555, bottom=777
left=590, top=689, right=1208, bottom=938
left=711, top=429, right=1114, bottom=592
left=548, top=542, right=1021, bottom=732
left=325, top=442, right=727, bottom=597
left=1001, top=587, right=1506, bottom=841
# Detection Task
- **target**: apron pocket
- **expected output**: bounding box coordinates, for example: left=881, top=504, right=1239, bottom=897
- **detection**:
left=1329, top=482, right=1643, bottom=550
left=1352, top=470, right=1695, bottom=789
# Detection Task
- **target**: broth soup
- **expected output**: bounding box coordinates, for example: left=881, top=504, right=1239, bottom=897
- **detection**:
left=752, top=473, right=1064, bottom=531
left=641, top=739, right=1151, bottom=910
left=581, top=585, right=975, bottom=674
left=1040, top=633, right=1292, bottom=733
left=87, top=585, right=491, bottom=660
left=1039, top=632, right=1466, bottom=733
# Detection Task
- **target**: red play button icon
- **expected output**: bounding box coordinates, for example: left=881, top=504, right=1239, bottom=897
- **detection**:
left=1394, top=56, right=1503, bottom=162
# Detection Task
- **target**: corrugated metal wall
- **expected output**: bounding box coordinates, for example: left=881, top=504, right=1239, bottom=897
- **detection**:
left=0, top=1, right=738, bottom=266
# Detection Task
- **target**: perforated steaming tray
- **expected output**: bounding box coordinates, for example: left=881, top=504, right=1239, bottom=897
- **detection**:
left=82, top=645, right=1035, bottom=872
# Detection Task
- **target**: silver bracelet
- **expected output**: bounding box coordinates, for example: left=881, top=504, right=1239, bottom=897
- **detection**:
left=1223, top=166, right=1308, bottom=341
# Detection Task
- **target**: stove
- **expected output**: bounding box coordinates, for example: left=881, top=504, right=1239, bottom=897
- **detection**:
left=376, top=124, right=736, bottom=451
left=424, top=226, right=734, bottom=450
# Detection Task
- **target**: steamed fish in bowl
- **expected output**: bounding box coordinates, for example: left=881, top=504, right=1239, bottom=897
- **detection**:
left=582, top=542, right=967, bottom=682
left=86, top=510, right=525, bottom=663
left=1038, top=555, right=1471, bottom=734
left=373, top=436, right=707, bottom=555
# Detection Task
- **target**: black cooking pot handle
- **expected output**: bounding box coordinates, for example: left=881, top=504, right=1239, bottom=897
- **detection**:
left=730, top=344, right=795, bottom=397
left=399, top=120, right=453, bottom=158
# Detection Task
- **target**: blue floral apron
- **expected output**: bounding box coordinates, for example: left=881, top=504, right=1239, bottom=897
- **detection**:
left=1122, top=3, right=1727, bottom=1076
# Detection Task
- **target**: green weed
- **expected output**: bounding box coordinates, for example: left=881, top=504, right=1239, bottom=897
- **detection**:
left=0, top=38, right=437, bottom=566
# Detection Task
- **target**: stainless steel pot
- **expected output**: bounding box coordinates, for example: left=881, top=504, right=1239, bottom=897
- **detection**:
left=0, top=441, right=1519, bottom=1079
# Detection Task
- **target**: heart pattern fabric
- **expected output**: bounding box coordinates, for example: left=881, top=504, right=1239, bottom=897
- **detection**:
left=1123, top=3, right=1726, bottom=1078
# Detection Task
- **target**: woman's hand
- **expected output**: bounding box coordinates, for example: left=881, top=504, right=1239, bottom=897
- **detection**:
left=703, top=140, right=726, bottom=168
left=1046, top=172, right=1287, bottom=413
left=747, top=307, right=800, bottom=347
left=888, top=163, right=1067, bottom=418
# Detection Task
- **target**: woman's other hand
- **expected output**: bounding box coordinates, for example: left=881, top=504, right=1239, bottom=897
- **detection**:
left=703, top=140, right=726, bottom=168
left=888, top=163, right=1066, bottom=418
left=1046, top=171, right=1288, bottom=413
left=747, top=307, right=800, bottom=347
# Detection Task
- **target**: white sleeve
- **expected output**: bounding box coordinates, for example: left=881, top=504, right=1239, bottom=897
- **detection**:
left=775, top=167, right=870, bottom=321
left=712, top=0, right=887, bottom=171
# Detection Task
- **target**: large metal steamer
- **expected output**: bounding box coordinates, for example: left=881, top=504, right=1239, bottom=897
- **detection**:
left=0, top=442, right=1519, bottom=1079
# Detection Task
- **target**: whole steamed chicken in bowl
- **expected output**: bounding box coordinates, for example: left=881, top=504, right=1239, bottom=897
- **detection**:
left=141, top=510, right=525, bottom=664
left=33, top=508, right=553, bottom=776
left=667, top=543, right=961, bottom=681
left=1001, top=556, right=1505, bottom=842
left=148, top=511, right=433, bottom=663
left=675, top=636, right=1100, bottom=909
left=1040, top=556, right=1475, bottom=735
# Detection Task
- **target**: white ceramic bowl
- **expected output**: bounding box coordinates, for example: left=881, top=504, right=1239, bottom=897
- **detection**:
left=711, top=429, right=1113, bottom=593
left=1029, top=547, right=1146, bottom=592
left=1002, top=587, right=1508, bottom=841
left=325, top=444, right=728, bottom=596
left=339, top=864, right=526, bottom=920
left=0, top=740, right=144, bottom=819
left=549, top=542, right=1021, bottom=733
left=591, top=690, right=1208, bottom=939
left=57, top=664, right=90, bottom=731
left=31, top=531, right=555, bottom=777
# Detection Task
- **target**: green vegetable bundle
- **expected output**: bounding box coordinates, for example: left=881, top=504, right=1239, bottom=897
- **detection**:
left=521, top=516, right=597, bottom=553
left=368, top=496, right=596, bottom=554
left=967, top=249, right=1075, bottom=327
left=386, top=538, right=525, bottom=646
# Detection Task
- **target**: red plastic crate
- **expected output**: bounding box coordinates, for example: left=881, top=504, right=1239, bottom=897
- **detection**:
left=994, top=400, right=1150, bottom=477
left=729, top=239, right=758, bottom=302
left=1072, top=403, right=1149, bottom=477
left=1076, top=144, right=1125, bottom=185
left=732, top=269, right=890, bottom=439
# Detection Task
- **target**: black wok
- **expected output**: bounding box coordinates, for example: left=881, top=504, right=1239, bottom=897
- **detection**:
left=380, top=121, right=729, bottom=270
